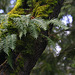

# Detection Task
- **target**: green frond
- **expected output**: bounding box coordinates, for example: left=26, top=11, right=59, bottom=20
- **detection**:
left=11, top=15, right=49, bottom=39
left=10, top=34, right=17, bottom=50
left=47, top=37, right=56, bottom=48
left=28, top=23, right=39, bottom=39
left=3, top=35, right=11, bottom=55
left=31, top=18, right=48, bottom=30
left=43, top=35, right=56, bottom=48
left=7, top=49, right=14, bottom=69
left=0, top=14, right=8, bottom=28
left=49, top=19, right=68, bottom=29
left=0, top=34, right=17, bottom=55
left=0, top=14, right=69, bottom=67
left=0, top=13, right=69, bottom=69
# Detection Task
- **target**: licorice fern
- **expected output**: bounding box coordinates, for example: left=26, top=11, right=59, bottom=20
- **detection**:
left=0, top=14, right=68, bottom=68
left=0, top=14, right=68, bottom=54
left=0, top=14, right=68, bottom=53
left=49, top=19, right=68, bottom=29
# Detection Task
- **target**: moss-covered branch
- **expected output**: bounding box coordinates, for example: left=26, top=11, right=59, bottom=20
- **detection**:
left=8, top=0, right=27, bottom=14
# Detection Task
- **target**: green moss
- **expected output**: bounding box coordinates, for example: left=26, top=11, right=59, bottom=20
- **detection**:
left=10, top=55, right=25, bottom=75
left=10, top=35, right=35, bottom=75
left=34, top=5, right=50, bottom=17
left=2, top=14, right=21, bottom=34
left=8, top=14, right=20, bottom=26
left=8, top=8, right=26, bottom=15
left=17, top=55, right=25, bottom=68
left=16, top=35, right=35, bottom=55
left=8, top=14, right=21, bottom=17
left=8, top=0, right=25, bottom=15
left=8, top=0, right=58, bottom=17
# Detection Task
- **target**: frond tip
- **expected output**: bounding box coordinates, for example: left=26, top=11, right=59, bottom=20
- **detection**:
left=49, top=19, right=68, bottom=30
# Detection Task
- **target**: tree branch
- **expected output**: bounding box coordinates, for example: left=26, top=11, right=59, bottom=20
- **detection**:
left=51, top=27, right=75, bottom=36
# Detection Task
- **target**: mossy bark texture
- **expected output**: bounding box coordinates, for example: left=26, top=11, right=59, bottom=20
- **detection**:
left=0, top=0, right=64, bottom=75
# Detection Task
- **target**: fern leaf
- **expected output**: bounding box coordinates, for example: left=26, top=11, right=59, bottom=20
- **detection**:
left=31, top=18, right=47, bottom=30
left=0, top=34, right=17, bottom=55
left=11, top=15, right=49, bottom=39
left=3, top=36, right=10, bottom=55
left=10, top=34, right=17, bottom=50
left=49, top=19, right=68, bottom=29
left=0, top=14, right=7, bottom=23
left=19, top=31, right=23, bottom=39
left=47, top=37, right=56, bottom=48
left=29, top=23, right=39, bottom=39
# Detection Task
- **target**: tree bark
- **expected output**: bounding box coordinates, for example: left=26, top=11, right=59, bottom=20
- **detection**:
left=0, top=0, right=64, bottom=75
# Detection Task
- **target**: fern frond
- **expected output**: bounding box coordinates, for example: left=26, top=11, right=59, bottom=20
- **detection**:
left=44, top=35, right=56, bottom=48
left=49, top=19, right=68, bottom=29
left=47, top=37, right=56, bottom=48
left=10, top=15, right=31, bottom=38
left=3, top=35, right=11, bottom=55
left=0, top=34, right=17, bottom=55
left=11, top=15, right=49, bottom=39
left=31, top=18, right=48, bottom=30
left=10, top=34, right=17, bottom=50
left=28, top=23, right=39, bottom=39
left=0, top=14, right=8, bottom=27
left=0, top=14, right=7, bottom=23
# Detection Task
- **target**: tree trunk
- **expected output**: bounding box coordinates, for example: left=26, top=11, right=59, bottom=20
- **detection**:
left=0, top=0, right=64, bottom=75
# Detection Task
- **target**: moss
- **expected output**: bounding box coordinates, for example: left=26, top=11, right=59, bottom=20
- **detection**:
left=8, top=8, right=26, bottom=15
left=3, top=14, right=21, bottom=34
left=8, top=0, right=58, bottom=17
left=10, top=55, right=25, bottom=75
left=34, top=5, right=50, bottom=17
left=16, top=35, right=35, bottom=55
left=8, top=14, right=20, bottom=26
left=8, top=0, right=25, bottom=15
left=8, top=14, right=21, bottom=17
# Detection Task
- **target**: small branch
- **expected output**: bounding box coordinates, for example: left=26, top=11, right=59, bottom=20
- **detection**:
left=0, top=60, right=7, bottom=70
left=51, top=27, right=75, bottom=36
left=57, top=44, right=75, bottom=62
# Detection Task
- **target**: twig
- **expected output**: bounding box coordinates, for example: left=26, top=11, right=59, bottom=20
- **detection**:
left=0, top=60, right=7, bottom=70
left=51, top=27, right=75, bottom=35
